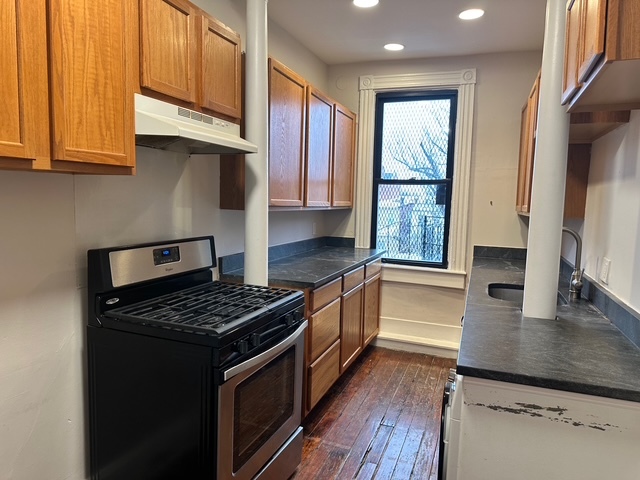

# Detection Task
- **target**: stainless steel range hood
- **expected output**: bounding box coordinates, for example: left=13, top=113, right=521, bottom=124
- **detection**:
left=134, top=93, right=258, bottom=155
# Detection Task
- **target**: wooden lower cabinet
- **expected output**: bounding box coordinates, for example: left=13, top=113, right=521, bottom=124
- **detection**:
left=340, top=284, right=364, bottom=373
left=308, top=298, right=340, bottom=362
left=307, top=340, right=341, bottom=411
left=363, top=273, right=381, bottom=348
left=304, top=261, right=381, bottom=416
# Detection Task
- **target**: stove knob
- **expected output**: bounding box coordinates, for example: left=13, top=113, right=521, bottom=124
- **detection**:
left=250, top=333, right=261, bottom=347
left=284, top=313, right=294, bottom=326
left=236, top=340, right=249, bottom=354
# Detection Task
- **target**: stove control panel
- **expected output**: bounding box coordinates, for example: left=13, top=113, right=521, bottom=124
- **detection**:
left=153, top=246, right=181, bottom=265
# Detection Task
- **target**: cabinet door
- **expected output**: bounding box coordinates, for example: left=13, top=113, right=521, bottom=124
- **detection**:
left=308, top=340, right=340, bottom=411
left=269, top=58, right=306, bottom=207
left=49, top=0, right=136, bottom=170
left=308, top=298, right=341, bottom=363
left=140, top=0, right=197, bottom=103
left=340, top=284, right=363, bottom=373
left=0, top=0, right=49, bottom=165
left=515, top=101, right=529, bottom=213
left=332, top=103, right=356, bottom=207
left=305, top=87, right=333, bottom=207
left=578, top=0, right=606, bottom=82
left=363, top=274, right=381, bottom=348
left=521, top=74, right=540, bottom=214
left=199, top=14, right=241, bottom=119
left=562, top=0, right=583, bottom=105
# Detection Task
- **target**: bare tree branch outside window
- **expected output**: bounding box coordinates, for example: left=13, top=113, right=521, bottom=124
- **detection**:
left=371, top=94, right=456, bottom=267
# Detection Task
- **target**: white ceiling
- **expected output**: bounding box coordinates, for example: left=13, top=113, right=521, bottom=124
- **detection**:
left=267, top=0, right=547, bottom=65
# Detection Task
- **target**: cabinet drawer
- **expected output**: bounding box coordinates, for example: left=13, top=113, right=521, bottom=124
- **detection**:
left=308, top=339, right=340, bottom=410
left=308, top=298, right=341, bottom=363
left=343, top=265, right=365, bottom=292
left=365, top=259, right=382, bottom=279
left=310, top=277, right=341, bottom=312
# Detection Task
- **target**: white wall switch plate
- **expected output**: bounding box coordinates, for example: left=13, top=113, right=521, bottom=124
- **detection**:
left=600, top=257, right=611, bottom=284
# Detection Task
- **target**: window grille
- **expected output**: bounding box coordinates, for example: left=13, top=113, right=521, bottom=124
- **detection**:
left=371, top=91, right=457, bottom=268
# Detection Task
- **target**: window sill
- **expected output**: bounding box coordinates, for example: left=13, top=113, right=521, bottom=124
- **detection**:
left=381, top=263, right=467, bottom=290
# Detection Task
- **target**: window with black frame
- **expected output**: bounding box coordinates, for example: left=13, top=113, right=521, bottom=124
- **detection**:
left=371, top=91, right=457, bottom=268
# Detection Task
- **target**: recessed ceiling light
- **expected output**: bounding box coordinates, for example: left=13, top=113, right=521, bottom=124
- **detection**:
left=384, top=43, right=404, bottom=51
left=353, top=0, right=379, bottom=8
left=459, top=8, right=485, bottom=20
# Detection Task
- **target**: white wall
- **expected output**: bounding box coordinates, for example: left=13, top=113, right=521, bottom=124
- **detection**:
left=325, top=52, right=541, bottom=355
left=563, top=111, right=640, bottom=313
left=0, top=1, right=330, bottom=478
left=327, top=51, right=542, bottom=255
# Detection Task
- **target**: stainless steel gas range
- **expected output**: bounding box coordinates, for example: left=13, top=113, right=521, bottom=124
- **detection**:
left=87, top=236, right=306, bottom=480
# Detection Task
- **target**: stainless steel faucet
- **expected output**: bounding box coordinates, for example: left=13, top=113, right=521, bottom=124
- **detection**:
left=562, top=227, right=583, bottom=301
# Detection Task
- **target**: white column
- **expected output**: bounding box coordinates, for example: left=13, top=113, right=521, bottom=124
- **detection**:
left=244, top=0, right=269, bottom=286
left=522, top=0, right=570, bottom=319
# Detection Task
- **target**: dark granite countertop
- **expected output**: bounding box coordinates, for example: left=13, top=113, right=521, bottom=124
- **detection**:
left=458, top=253, right=640, bottom=403
left=220, top=246, right=384, bottom=290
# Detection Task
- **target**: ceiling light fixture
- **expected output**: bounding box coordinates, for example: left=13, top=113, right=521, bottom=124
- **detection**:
left=384, top=43, right=404, bottom=51
left=353, top=0, right=379, bottom=8
left=459, top=8, right=485, bottom=20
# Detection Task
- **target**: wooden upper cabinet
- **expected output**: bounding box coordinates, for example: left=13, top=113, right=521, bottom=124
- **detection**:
left=269, top=58, right=307, bottom=207
left=0, top=0, right=49, bottom=167
left=0, top=0, right=135, bottom=174
left=515, top=101, right=529, bottom=214
left=578, top=0, right=606, bottom=82
left=521, top=73, right=540, bottom=214
left=562, top=0, right=583, bottom=105
left=564, top=0, right=640, bottom=111
left=140, top=0, right=197, bottom=103
left=332, top=103, right=356, bottom=208
left=199, top=15, right=241, bottom=119
left=517, top=72, right=597, bottom=220
left=305, top=87, right=333, bottom=207
left=49, top=0, right=136, bottom=171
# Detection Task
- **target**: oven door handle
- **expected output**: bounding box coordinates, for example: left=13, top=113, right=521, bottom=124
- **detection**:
left=223, top=320, right=308, bottom=382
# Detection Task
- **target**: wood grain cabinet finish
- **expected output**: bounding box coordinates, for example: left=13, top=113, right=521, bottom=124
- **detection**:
left=304, top=261, right=381, bottom=415
left=563, top=0, right=640, bottom=111
left=1, top=0, right=136, bottom=174
left=562, top=0, right=583, bottom=105
left=140, top=0, right=242, bottom=120
left=332, top=103, right=356, bottom=207
left=198, top=15, right=242, bottom=119
left=307, top=340, right=341, bottom=411
left=269, top=58, right=307, bottom=207
left=517, top=72, right=598, bottom=220
left=516, top=72, right=540, bottom=215
left=340, top=284, right=364, bottom=373
left=343, top=265, right=365, bottom=293
left=140, top=0, right=197, bottom=103
left=219, top=58, right=357, bottom=211
left=0, top=0, right=49, bottom=166
left=363, top=273, right=381, bottom=348
left=308, top=298, right=341, bottom=363
left=309, top=278, right=342, bottom=312
left=578, top=0, right=607, bottom=82
left=305, top=87, right=334, bottom=207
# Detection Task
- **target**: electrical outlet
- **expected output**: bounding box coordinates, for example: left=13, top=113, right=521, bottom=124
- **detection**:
left=600, top=257, right=611, bottom=284
left=312, top=222, right=317, bottom=235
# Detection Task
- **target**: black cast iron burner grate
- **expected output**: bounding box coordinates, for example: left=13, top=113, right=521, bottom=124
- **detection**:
left=105, top=282, right=300, bottom=335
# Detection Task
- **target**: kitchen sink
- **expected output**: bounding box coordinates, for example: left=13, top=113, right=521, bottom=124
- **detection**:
left=488, top=283, right=567, bottom=306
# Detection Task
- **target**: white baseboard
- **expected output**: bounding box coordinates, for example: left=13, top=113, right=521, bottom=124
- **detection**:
left=373, top=332, right=459, bottom=359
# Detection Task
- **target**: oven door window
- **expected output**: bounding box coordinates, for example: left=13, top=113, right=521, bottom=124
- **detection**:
left=232, top=347, right=295, bottom=472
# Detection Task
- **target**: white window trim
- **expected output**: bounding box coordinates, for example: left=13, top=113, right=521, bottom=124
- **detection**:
left=354, top=69, right=476, bottom=287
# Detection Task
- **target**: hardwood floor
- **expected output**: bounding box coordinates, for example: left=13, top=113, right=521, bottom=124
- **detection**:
left=293, top=345, right=457, bottom=480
